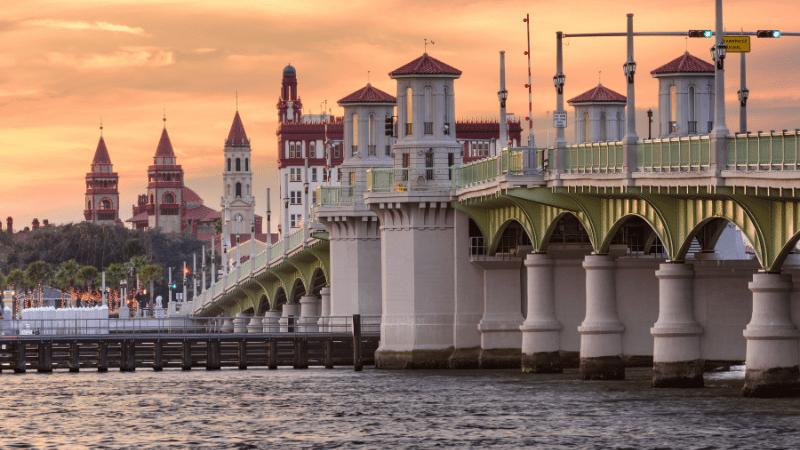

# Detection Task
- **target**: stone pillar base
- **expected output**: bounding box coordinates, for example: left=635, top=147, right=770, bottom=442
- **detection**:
left=522, top=351, right=563, bottom=373
left=479, top=348, right=521, bottom=369
left=743, top=366, right=800, bottom=398
left=653, top=360, right=704, bottom=388
left=580, top=355, right=624, bottom=380
left=375, top=348, right=454, bottom=370
left=448, top=347, right=480, bottom=369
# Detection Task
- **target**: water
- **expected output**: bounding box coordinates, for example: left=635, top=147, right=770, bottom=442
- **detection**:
left=1, top=366, right=798, bottom=449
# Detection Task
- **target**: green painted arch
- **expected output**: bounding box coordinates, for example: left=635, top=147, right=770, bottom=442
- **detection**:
left=537, top=211, right=593, bottom=253
left=594, top=197, right=676, bottom=259
left=484, top=204, right=536, bottom=255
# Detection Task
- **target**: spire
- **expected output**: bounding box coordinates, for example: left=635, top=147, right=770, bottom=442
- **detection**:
left=92, top=135, right=112, bottom=165
left=155, top=127, right=175, bottom=157
left=226, top=111, right=249, bottom=146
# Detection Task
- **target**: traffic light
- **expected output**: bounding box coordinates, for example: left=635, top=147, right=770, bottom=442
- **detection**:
left=385, top=117, right=394, bottom=137
left=183, top=267, right=191, bottom=276
left=757, top=30, right=781, bottom=38
left=688, top=30, right=713, bottom=38
left=171, top=283, right=177, bottom=289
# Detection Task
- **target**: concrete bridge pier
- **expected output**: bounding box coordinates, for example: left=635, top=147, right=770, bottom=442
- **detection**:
left=220, top=318, right=234, bottom=333
left=579, top=254, right=625, bottom=380
left=318, top=287, right=331, bottom=332
left=233, top=311, right=251, bottom=333
left=521, top=253, right=563, bottom=373
left=651, top=262, right=704, bottom=388
left=299, top=295, right=321, bottom=332
left=743, top=273, right=800, bottom=397
left=247, top=315, right=263, bottom=333
left=474, top=259, right=524, bottom=368
left=281, top=303, right=300, bottom=332
left=263, top=310, right=281, bottom=332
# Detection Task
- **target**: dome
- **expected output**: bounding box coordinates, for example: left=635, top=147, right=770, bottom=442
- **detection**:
left=283, top=64, right=296, bottom=77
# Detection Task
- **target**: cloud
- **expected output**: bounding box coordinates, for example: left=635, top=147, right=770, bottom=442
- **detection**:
left=192, top=48, right=217, bottom=54
left=25, top=19, right=146, bottom=36
left=46, top=48, right=174, bottom=69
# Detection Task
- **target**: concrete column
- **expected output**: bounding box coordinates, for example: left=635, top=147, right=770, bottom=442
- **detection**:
left=233, top=311, right=251, bottom=333
left=739, top=52, right=747, bottom=134
left=280, top=303, right=300, bottom=332
left=521, top=253, right=563, bottom=373
left=476, top=259, right=524, bottom=369
left=553, top=31, right=566, bottom=179
left=263, top=309, right=281, bottom=333
left=622, top=13, right=638, bottom=174
left=247, top=315, right=263, bottom=333
left=709, top=0, right=729, bottom=173
left=299, top=295, right=321, bottom=332
left=450, top=209, right=484, bottom=369
left=318, top=286, right=331, bottom=332
left=651, top=262, right=704, bottom=388
left=578, top=254, right=625, bottom=380
left=743, top=273, right=800, bottom=397
left=220, top=317, right=234, bottom=333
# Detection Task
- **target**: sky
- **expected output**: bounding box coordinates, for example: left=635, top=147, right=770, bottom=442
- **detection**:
left=2, top=0, right=800, bottom=227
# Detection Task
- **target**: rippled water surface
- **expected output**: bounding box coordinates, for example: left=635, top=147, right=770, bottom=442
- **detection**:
left=1, top=366, right=798, bottom=449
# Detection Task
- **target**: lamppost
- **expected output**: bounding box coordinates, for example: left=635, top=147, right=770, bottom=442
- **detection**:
left=710, top=41, right=727, bottom=70
left=647, top=109, right=653, bottom=140
left=623, top=58, right=636, bottom=84
left=553, top=72, right=565, bottom=95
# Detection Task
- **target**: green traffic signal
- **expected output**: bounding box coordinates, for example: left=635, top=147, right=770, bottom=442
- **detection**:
left=757, top=30, right=781, bottom=38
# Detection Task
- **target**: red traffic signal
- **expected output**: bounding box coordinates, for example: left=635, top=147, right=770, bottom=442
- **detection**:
left=183, top=267, right=191, bottom=276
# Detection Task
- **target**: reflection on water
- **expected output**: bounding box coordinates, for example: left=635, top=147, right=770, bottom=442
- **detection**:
left=1, top=366, right=798, bottom=449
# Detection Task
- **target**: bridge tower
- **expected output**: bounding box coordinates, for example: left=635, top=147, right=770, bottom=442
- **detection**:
left=364, top=53, right=465, bottom=369
left=650, top=52, right=715, bottom=138
left=316, top=84, right=395, bottom=318
left=84, top=129, right=119, bottom=225
left=221, top=110, right=255, bottom=249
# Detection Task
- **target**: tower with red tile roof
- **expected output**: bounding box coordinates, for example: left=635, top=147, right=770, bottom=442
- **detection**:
left=145, top=119, right=184, bottom=233
left=84, top=128, right=120, bottom=225
left=389, top=53, right=464, bottom=180
left=222, top=110, right=256, bottom=248
left=650, top=52, right=715, bottom=138
left=567, top=84, right=627, bottom=144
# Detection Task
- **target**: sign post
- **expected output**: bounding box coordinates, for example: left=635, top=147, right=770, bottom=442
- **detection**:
left=724, top=36, right=751, bottom=53
left=553, top=111, right=567, bottom=128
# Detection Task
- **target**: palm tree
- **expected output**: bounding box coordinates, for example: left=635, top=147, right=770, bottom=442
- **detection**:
left=105, top=263, right=126, bottom=309
left=214, top=218, right=222, bottom=236
left=53, top=260, right=80, bottom=308
left=76, top=266, right=99, bottom=306
left=6, top=269, right=25, bottom=314
left=139, top=264, right=162, bottom=308
left=26, top=261, right=53, bottom=307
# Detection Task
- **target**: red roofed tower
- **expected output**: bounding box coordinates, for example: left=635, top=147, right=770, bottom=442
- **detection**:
left=650, top=52, right=715, bottom=138
left=567, top=83, right=627, bottom=144
left=84, top=127, right=120, bottom=225
left=146, top=118, right=184, bottom=233
left=277, top=64, right=302, bottom=123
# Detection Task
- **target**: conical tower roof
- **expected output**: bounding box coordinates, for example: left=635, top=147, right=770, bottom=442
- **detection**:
left=155, top=127, right=175, bottom=157
left=389, top=53, right=462, bottom=77
left=92, top=136, right=112, bottom=165
left=338, top=83, right=397, bottom=104
left=650, top=52, right=715, bottom=75
left=226, top=111, right=249, bottom=146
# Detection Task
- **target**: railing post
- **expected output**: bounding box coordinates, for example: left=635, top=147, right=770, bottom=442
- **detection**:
left=352, top=313, right=363, bottom=372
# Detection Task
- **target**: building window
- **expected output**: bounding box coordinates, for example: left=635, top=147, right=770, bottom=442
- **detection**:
left=584, top=112, right=589, bottom=143
left=688, top=85, right=697, bottom=134
left=670, top=85, right=677, bottom=134
left=312, top=168, right=317, bottom=182
left=290, top=191, right=301, bottom=205
left=349, top=172, right=355, bottom=186
left=101, top=199, right=111, bottom=209
left=322, top=168, right=328, bottom=182
left=425, top=153, right=434, bottom=180
left=227, top=158, right=231, bottom=171
left=245, top=158, right=249, bottom=171
left=236, top=158, right=241, bottom=171
left=150, top=194, right=154, bottom=204
left=352, top=113, right=358, bottom=156
left=290, top=168, right=302, bottom=182
left=309, top=142, right=316, bottom=158
left=368, top=114, right=376, bottom=156
left=165, top=193, right=175, bottom=204
left=290, top=214, right=299, bottom=228
left=405, top=87, right=412, bottom=135
left=235, top=182, right=242, bottom=198
left=334, top=143, right=340, bottom=158
left=312, top=190, right=317, bottom=205
left=617, top=112, right=624, bottom=139
left=290, top=142, right=296, bottom=158
left=599, top=112, right=607, bottom=142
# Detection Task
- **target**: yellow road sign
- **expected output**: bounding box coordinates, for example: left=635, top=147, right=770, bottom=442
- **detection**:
left=724, top=36, right=751, bottom=53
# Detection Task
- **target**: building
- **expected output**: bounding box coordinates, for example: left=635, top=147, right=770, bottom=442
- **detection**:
left=567, top=84, right=627, bottom=144
left=127, top=120, right=217, bottom=236
left=650, top=52, right=715, bottom=138
left=84, top=130, right=120, bottom=225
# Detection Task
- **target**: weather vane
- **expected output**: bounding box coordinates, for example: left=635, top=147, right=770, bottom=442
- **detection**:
left=424, top=38, right=435, bottom=53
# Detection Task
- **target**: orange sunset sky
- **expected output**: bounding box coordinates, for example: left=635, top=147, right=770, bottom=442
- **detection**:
left=2, top=0, right=800, bottom=228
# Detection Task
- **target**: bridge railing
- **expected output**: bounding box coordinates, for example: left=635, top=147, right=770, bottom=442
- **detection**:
left=565, top=141, right=624, bottom=173
left=638, top=135, right=710, bottom=172
left=288, top=228, right=304, bottom=250
left=727, top=130, right=800, bottom=171
left=367, top=167, right=455, bottom=192
left=316, top=185, right=366, bottom=207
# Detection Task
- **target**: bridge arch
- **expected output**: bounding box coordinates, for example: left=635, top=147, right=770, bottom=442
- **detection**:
left=289, top=278, right=306, bottom=303
left=539, top=212, right=593, bottom=253
left=273, top=286, right=288, bottom=310
left=489, top=219, right=533, bottom=255
left=599, top=214, right=672, bottom=258
left=256, top=293, right=270, bottom=315
left=309, top=267, right=327, bottom=296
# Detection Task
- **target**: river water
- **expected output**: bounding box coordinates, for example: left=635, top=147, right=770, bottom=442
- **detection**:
left=0, top=366, right=798, bottom=449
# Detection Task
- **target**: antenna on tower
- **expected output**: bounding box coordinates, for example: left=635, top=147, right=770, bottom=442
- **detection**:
left=599, top=71, right=601, bottom=84
left=236, top=91, right=238, bottom=111
left=100, top=117, right=103, bottom=136
left=367, top=70, right=370, bottom=84
left=163, top=106, right=166, bottom=128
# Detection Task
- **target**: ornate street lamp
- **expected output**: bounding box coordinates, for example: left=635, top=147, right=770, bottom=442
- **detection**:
left=738, top=87, right=749, bottom=107
left=498, top=88, right=508, bottom=108
left=553, top=73, right=565, bottom=94
left=623, top=58, right=636, bottom=84
left=647, top=109, right=653, bottom=140
left=711, top=42, right=727, bottom=70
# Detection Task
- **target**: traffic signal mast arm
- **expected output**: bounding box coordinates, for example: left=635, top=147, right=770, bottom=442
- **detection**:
left=561, top=31, right=795, bottom=38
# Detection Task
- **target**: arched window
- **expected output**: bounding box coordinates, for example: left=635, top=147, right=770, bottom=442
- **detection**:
left=87, top=200, right=92, bottom=209
left=290, top=142, right=295, bottom=158
left=617, top=111, right=624, bottom=139
left=368, top=114, right=375, bottom=155
left=226, top=184, right=230, bottom=196
left=247, top=184, right=250, bottom=195
left=235, top=182, right=242, bottom=198
left=688, top=85, right=696, bottom=134
left=309, top=142, right=316, bottom=158
left=584, top=111, right=590, bottom=143
left=424, top=87, right=432, bottom=134
left=165, top=193, right=175, bottom=204
left=670, top=85, right=677, bottom=133
left=599, top=112, right=607, bottom=142
left=405, top=87, right=412, bottom=135
left=101, top=199, right=111, bottom=209
left=150, top=194, right=155, bottom=204
left=227, top=158, right=231, bottom=172
left=352, top=113, right=358, bottom=156
left=236, top=158, right=241, bottom=171
left=245, top=158, right=249, bottom=171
